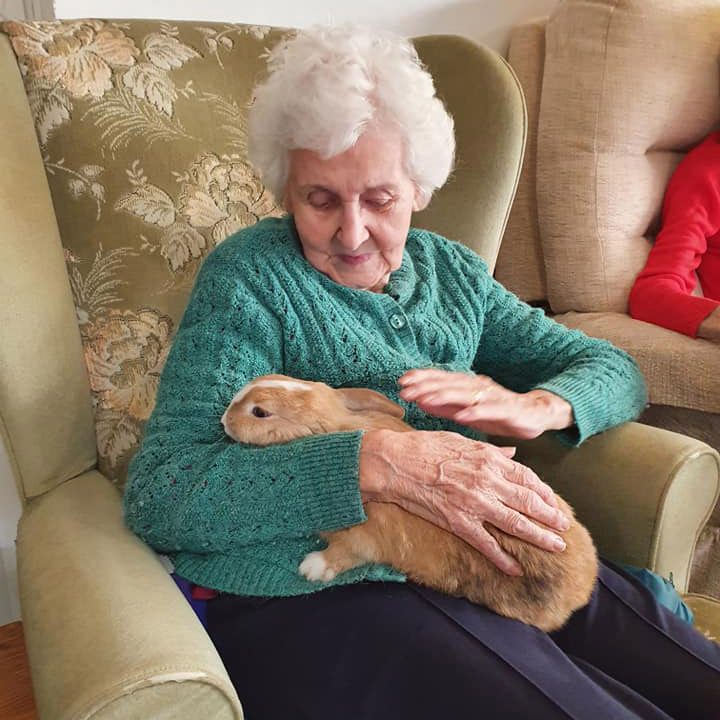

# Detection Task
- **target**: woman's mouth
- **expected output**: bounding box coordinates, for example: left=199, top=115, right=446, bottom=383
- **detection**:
left=338, top=254, right=371, bottom=266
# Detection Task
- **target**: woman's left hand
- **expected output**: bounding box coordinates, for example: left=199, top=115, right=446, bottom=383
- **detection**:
left=398, top=368, right=574, bottom=439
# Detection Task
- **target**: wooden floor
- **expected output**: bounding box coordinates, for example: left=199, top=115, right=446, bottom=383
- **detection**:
left=0, top=623, right=38, bottom=720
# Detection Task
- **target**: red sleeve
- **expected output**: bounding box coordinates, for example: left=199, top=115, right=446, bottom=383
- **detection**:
left=629, top=133, right=720, bottom=337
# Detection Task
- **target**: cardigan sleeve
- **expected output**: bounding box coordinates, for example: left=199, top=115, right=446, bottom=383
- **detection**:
left=458, top=252, right=648, bottom=446
left=628, top=138, right=720, bottom=336
left=123, top=244, right=367, bottom=556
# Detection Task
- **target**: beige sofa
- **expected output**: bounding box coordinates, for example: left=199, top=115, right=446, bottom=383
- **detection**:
left=499, top=0, right=720, bottom=600
left=0, top=16, right=718, bottom=719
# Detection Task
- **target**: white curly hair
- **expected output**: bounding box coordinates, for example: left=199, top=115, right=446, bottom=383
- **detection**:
left=247, top=24, right=456, bottom=207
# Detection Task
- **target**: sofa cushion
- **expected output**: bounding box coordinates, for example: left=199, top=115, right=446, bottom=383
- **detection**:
left=538, top=0, right=720, bottom=314
left=556, top=310, right=720, bottom=414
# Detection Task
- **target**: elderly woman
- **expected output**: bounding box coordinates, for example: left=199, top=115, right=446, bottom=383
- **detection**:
left=124, top=26, right=720, bottom=720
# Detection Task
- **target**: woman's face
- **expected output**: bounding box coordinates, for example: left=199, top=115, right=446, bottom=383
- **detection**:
left=284, top=125, right=425, bottom=292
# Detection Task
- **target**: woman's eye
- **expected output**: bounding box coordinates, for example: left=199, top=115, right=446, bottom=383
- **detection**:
left=366, top=197, right=393, bottom=210
left=308, top=192, right=336, bottom=209
left=252, top=406, right=272, bottom=418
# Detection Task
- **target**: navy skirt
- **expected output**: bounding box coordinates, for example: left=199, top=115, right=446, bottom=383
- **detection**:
left=205, top=560, right=720, bottom=719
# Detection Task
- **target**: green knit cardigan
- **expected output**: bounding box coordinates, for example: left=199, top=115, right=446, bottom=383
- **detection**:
left=123, top=215, right=648, bottom=597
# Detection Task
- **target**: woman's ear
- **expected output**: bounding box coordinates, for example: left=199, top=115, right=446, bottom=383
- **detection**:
left=336, top=388, right=405, bottom=418
left=412, top=185, right=431, bottom=212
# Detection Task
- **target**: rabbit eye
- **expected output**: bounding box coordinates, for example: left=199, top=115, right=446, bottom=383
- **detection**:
left=252, top=406, right=272, bottom=418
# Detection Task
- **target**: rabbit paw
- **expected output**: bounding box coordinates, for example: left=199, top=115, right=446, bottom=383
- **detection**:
left=299, top=552, right=338, bottom=582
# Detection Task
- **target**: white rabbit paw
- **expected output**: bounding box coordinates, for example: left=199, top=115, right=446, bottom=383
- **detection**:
left=299, top=552, right=337, bottom=582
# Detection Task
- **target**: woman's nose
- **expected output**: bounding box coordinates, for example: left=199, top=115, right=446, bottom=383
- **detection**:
left=336, top=203, right=368, bottom=250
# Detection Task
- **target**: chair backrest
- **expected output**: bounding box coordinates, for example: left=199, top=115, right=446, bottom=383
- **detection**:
left=495, top=18, right=548, bottom=304
left=0, top=19, right=526, bottom=498
left=500, top=0, right=720, bottom=314
left=412, top=35, right=527, bottom=269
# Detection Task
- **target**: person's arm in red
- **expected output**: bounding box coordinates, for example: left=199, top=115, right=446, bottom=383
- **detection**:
left=629, top=134, right=720, bottom=337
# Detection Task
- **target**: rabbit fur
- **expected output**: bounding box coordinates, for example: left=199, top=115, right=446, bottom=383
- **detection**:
left=222, top=373, right=599, bottom=631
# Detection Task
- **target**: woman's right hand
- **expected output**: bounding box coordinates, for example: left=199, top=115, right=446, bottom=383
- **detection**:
left=358, top=429, right=572, bottom=576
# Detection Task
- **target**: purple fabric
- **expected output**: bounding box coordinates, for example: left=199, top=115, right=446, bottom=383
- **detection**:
left=171, top=573, right=208, bottom=628
left=204, top=561, right=720, bottom=719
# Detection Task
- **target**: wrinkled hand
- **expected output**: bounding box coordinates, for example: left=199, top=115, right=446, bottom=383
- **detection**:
left=398, top=368, right=574, bottom=439
left=359, top=429, right=571, bottom=576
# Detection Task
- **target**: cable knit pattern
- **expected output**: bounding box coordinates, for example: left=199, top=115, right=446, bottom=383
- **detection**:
left=123, top=214, right=648, bottom=597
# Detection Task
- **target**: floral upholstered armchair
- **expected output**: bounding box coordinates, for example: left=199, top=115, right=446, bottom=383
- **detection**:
left=8, top=20, right=284, bottom=489
left=0, top=17, right=718, bottom=720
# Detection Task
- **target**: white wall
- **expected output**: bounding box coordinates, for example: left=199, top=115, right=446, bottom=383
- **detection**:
left=0, top=0, right=559, bottom=627
left=54, top=0, right=559, bottom=56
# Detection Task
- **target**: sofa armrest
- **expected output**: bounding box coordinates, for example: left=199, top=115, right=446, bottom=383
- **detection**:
left=496, top=422, right=720, bottom=593
left=16, top=470, right=243, bottom=720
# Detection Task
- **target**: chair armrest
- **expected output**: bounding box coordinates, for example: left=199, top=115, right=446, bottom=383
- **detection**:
left=16, top=470, right=243, bottom=720
left=495, top=422, right=720, bottom=593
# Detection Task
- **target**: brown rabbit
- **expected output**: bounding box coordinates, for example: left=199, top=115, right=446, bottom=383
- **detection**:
left=222, top=373, right=599, bottom=631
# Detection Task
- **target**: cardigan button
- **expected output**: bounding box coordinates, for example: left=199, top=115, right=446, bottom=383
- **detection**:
left=389, top=313, right=406, bottom=330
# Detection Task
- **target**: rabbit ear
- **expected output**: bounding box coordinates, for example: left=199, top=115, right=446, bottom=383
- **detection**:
left=337, top=388, right=405, bottom=418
